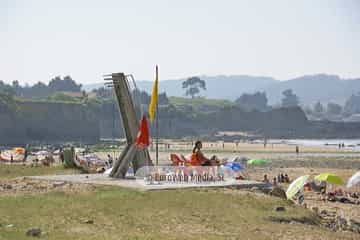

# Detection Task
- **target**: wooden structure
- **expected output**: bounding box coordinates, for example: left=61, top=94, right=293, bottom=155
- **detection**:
left=104, top=73, right=152, bottom=178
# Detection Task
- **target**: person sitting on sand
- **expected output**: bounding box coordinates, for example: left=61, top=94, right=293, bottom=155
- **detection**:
left=327, top=192, right=337, bottom=202
left=191, top=141, right=219, bottom=166
left=350, top=192, right=359, bottom=199
left=284, top=174, right=290, bottom=183
left=262, top=174, right=270, bottom=183
left=235, top=174, right=245, bottom=180
left=334, top=188, right=343, bottom=196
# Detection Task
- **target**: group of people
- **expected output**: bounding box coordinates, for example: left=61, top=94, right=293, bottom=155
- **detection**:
left=320, top=187, right=360, bottom=204
left=338, top=143, right=346, bottom=149
left=262, top=173, right=290, bottom=186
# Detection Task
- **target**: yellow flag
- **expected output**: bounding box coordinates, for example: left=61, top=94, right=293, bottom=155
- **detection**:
left=148, top=65, right=158, bottom=123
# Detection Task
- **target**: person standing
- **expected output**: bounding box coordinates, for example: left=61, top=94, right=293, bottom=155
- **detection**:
left=107, top=154, right=113, bottom=166
left=272, top=177, right=277, bottom=186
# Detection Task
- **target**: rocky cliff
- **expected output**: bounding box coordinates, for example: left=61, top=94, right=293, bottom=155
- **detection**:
left=1, top=100, right=360, bottom=145
left=0, top=101, right=100, bottom=145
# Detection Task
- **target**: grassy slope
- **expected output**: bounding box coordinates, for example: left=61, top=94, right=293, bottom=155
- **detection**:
left=1, top=187, right=353, bottom=240
left=0, top=166, right=357, bottom=240
left=169, top=96, right=233, bottom=111
left=0, top=165, right=80, bottom=179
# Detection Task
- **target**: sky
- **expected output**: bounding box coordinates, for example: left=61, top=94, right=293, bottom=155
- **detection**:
left=1, top=0, right=359, bottom=85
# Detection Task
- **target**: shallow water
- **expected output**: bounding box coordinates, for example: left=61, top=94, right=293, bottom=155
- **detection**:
left=269, top=139, right=360, bottom=148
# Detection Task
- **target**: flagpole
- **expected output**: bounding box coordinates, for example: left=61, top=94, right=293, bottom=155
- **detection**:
left=156, top=98, right=159, bottom=166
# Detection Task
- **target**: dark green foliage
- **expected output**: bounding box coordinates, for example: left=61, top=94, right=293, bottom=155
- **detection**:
left=326, top=102, right=342, bottom=115
left=158, top=92, right=169, bottom=105
left=131, top=89, right=168, bottom=105
left=23, top=81, right=49, bottom=98
left=0, top=91, right=17, bottom=112
left=281, top=89, right=299, bottom=107
left=132, top=89, right=150, bottom=105
left=3, top=76, right=81, bottom=98
left=83, top=97, right=102, bottom=112
left=92, top=87, right=113, bottom=99
left=48, top=76, right=81, bottom=92
left=344, top=93, right=360, bottom=114
left=11, top=80, right=22, bottom=96
left=63, top=148, right=76, bottom=168
left=0, top=80, right=15, bottom=96
left=313, top=101, right=324, bottom=113
left=235, top=92, right=269, bottom=112
left=182, top=76, right=206, bottom=98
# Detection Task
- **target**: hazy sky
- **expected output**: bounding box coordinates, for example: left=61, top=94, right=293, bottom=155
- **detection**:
left=1, top=0, right=359, bottom=85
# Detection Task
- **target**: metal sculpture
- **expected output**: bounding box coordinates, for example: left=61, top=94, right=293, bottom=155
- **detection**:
left=104, top=72, right=152, bottom=178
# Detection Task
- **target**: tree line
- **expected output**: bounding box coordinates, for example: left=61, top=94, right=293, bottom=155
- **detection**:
left=180, top=76, right=360, bottom=117
left=2, top=75, right=360, bottom=118
left=0, top=76, right=82, bottom=98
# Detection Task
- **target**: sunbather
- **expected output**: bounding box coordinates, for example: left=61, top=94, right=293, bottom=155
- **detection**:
left=191, top=141, right=219, bottom=166
left=170, top=154, right=191, bottom=166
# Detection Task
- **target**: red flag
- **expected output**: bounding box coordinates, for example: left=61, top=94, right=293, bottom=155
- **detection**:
left=135, top=114, right=150, bottom=148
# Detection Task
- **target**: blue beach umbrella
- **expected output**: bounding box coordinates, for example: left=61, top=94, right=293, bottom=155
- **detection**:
left=225, top=162, right=243, bottom=172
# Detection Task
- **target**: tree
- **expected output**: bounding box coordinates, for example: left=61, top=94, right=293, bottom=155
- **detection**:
left=93, top=87, right=113, bottom=99
left=0, top=80, right=15, bottom=96
left=0, top=91, right=17, bottom=112
left=235, top=92, right=269, bottom=111
left=344, top=93, right=360, bottom=114
left=182, top=76, right=206, bottom=98
left=48, top=76, right=82, bottom=93
left=281, top=89, right=299, bottom=107
left=12, top=80, right=22, bottom=96
left=27, top=81, right=49, bottom=98
left=132, top=89, right=150, bottom=105
left=327, top=102, right=342, bottom=115
left=132, top=90, right=168, bottom=105
left=313, top=101, right=324, bottom=113
left=158, top=92, right=169, bottom=105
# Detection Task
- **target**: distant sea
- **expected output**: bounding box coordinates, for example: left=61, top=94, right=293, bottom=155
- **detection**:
left=268, top=139, right=360, bottom=148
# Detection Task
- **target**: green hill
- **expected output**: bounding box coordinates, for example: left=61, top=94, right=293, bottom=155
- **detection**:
left=169, top=96, right=234, bottom=113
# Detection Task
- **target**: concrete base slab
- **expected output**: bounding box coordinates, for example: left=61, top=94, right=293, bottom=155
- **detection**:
left=29, top=174, right=268, bottom=191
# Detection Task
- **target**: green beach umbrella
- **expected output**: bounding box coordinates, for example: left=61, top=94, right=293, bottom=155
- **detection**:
left=247, top=159, right=268, bottom=166
left=286, top=175, right=309, bottom=199
left=314, top=173, right=344, bottom=185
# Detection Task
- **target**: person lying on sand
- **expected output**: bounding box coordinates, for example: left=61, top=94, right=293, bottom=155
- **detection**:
left=191, top=141, right=220, bottom=166
left=326, top=192, right=357, bottom=204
